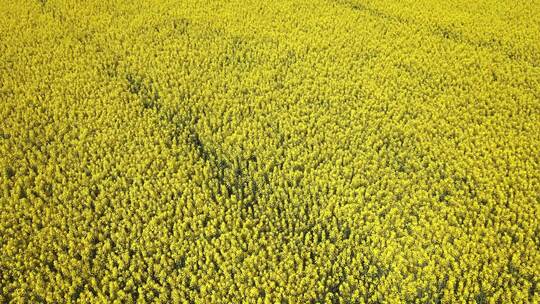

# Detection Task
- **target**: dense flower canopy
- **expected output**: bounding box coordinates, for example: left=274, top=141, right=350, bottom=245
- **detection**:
left=1, top=0, right=539, bottom=303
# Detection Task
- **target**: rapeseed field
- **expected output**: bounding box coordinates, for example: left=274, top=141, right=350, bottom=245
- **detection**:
left=1, top=0, right=539, bottom=303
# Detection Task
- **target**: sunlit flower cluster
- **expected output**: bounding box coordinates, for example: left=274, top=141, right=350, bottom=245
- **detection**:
left=1, top=0, right=539, bottom=303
